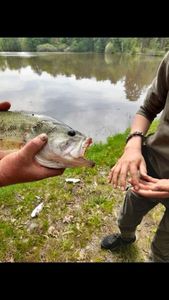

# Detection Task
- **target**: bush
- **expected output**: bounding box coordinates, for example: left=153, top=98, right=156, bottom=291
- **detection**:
left=36, top=44, right=57, bottom=52
left=54, top=43, right=67, bottom=51
left=68, top=40, right=81, bottom=52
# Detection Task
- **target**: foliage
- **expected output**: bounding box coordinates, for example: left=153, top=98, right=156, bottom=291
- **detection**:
left=19, top=38, right=50, bottom=51
left=0, top=37, right=168, bottom=55
left=0, top=38, right=21, bottom=51
left=36, top=44, right=57, bottom=52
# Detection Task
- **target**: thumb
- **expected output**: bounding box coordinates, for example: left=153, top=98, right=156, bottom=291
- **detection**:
left=140, top=173, right=158, bottom=183
left=21, top=134, right=48, bottom=158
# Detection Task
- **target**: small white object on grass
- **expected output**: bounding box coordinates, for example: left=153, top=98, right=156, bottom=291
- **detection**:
left=65, top=178, right=80, bottom=184
left=31, top=202, right=44, bottom=218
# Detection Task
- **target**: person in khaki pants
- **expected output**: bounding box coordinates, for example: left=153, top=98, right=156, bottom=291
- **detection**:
left=101, top=51, right=169, bottom=262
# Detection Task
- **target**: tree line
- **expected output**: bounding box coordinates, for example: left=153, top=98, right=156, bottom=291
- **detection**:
left=0, top=38, right=169, bottom=54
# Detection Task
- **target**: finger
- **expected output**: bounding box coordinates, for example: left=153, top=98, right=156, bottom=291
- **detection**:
left=0, top=101, right=11, bottom=111
left=108, top=166, right=115, bottom=183
left=21, top=134, right=48, bottom=158
left=151, top=184, right=169, bottom=192
left=138, top=179, right=153, bottom=185
left=140, top=173, right=158, bottom=183
left=137, top=182, right=153, bottom=190
left=112, top=164, right=121, bottom=188
left=128, top=178, right=132, bottom=183
left=119, top=164, right=129, bottom=190
left=133, top=177, right=159, bottom=190
left=38, top=167, right=65, bottom=179
left=129, top=162, right=139, bottom=190
left=128, top=178, right=151, bottom=188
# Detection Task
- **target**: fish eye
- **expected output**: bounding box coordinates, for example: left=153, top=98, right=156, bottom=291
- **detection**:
left=67, top=130, right=76, bottom=136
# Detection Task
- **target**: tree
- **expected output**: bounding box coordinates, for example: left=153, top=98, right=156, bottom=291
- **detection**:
left=0, top=38, right=21, bottom=51
left=93, top=38, right=108, bottom=52
left=19, top=38, right=50, bottom=51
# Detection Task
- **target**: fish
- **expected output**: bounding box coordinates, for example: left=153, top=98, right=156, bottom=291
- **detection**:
left=0, top=111, right=95, bottom=169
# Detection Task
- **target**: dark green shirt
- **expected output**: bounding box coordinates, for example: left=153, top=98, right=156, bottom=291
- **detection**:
left=137, top=51, right=169, bottom=178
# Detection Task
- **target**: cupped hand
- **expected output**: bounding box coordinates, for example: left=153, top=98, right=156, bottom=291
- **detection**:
left=130, top=174, right=169, bottom=198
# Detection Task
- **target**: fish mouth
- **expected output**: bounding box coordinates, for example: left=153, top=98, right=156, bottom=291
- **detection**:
left=36, top=136, right=95, bottom=169
left=81, top=137, right=93, bottom=156
left=79, top=137, right=95, bottom=167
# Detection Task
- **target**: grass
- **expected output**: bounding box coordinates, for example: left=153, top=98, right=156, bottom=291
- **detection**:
left=0, top=119, right=164, bottom=262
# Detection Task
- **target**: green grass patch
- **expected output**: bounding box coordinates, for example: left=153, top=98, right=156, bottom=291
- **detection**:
left=0, top=120, right=160, bottom=262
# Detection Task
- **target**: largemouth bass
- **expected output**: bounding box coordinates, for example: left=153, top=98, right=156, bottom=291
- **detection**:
left=0, top=111, right=95, bottom=168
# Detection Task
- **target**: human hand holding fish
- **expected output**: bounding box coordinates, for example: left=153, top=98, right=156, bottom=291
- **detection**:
left=0, top=101, right=94, bottom=186
left=0, top=133, right=65, bottom=187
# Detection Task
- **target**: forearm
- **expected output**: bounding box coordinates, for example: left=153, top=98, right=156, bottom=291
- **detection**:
left=125, top=114, right=151, bottom=151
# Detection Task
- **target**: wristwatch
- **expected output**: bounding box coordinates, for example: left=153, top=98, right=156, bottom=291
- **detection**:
left=126, top=131, right=145, bottom=144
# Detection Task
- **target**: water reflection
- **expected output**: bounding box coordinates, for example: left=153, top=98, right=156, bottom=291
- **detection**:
left=0, top=53, right=162, bottom=142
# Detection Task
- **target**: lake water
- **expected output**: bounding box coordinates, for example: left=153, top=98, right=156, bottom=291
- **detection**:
left=0, top=52, right=162, bottom=142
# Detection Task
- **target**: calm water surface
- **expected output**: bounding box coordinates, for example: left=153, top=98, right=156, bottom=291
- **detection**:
left=0, top=52, right=162, bottom=142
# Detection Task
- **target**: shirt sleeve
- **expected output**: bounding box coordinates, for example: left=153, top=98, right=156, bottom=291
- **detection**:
left=136, top=51, right=169, bottom=122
